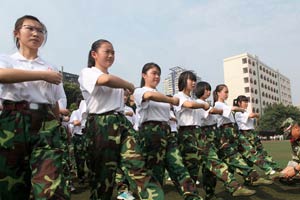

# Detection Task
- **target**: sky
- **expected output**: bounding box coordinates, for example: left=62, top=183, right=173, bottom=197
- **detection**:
left=1, top=0, right=300, bottom=104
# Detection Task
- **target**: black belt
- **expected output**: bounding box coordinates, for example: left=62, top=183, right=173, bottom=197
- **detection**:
left=220, top=123, right=235, bottom=129
left=89, top=110, right=122, bottom=116
left=2, top=100, right=52, bottom=111
left=141, top=121, right=168, bottom=126
left=179, top=125, right=200, bottom=131
left=201, top=124, right=217, bottom=130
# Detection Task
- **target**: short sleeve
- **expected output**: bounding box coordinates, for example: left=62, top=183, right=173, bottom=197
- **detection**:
left=0, top=55, right=13, bottom=69
left=134, top=87, right=150, bottom=109
left=78, top=68, right=102, bottom=94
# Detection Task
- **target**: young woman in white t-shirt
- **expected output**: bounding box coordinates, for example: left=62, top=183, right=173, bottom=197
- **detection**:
left=0, top=15, right=68, bottom=199
left=134, top=63, right=202, bottom=200
left=173, top=71, right=210, bottom=183
left=233, top=95, right=281, bottom=176
left=79, top=40, right=163, bottom=199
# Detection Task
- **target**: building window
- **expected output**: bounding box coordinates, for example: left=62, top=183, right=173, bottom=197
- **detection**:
left=252, top=62, right=255, bottom=66
left=252, top=98, right=255, bottom=103
left=243, top=68, right=248, bottom=73
left=254, top=80, right=257, bottom=85
left=253, top=70, right=256, bottom=75
left=251, top=88, right=254, bottom=93
left=248, top=59, right=251, bottom=64
left=244, top=77, right=249, bottom=83
left=250, top=78, right=253, bottom=83
left=261, top=83, right=264, bottom=87
left=242, top=58, right=247, bottom=64
left=255, top=99, right=258, bottom=104
left=244, top=87, right=250, bottom=93
left=252, top=108, right=256, bottom=112
left=254, top=89, right=257, bottom=94
left=262, top=92, right=265, bottom=97
left=256, top=108, right=259, bottom=113
left=260, top=66, right=262, bottom=70
left=249, top=69, right=252, bottom=74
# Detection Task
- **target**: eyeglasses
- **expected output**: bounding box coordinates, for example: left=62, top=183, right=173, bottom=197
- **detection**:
left=21, top=25, right=47, bottom=35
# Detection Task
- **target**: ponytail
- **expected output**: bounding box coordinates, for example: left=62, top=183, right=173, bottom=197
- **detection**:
left=213, top=84, right=227, bottom=105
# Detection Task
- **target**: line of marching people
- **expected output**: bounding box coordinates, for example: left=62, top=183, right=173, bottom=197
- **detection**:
left=0, top=15, right=284, bottom=200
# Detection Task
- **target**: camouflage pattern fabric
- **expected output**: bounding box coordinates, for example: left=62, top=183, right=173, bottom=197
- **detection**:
left=238, top=130, right=280, bottom=173
left=72, top=134, right=87, bottom=180
left=200, top=126, right=241, bottom=195
left=86, top=113, right=164, bottom=200
left=177, top=127, right=202, bottom=182
left=0, top=104, right=70, bottom=200
left=139, top=123, right=202, bottom=200
left=218, top=127, right=260, bottom=183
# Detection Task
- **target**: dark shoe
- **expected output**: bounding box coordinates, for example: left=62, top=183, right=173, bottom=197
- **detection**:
left=279, top=177, right=296, bottom=186
left=252, top=177, right=273, bottom=186
left=232, top=186, right=256, bottom=197
left=205, top=194, right=225, bottom=200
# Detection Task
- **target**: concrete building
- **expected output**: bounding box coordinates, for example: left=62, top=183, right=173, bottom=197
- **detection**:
left=163, top=66, right=201, bottom=95
left=224, top=53, right=292, bottom=114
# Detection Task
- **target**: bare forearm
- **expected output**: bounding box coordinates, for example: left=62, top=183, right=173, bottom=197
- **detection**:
left=0, top=68, right=47, bottom=83
left=96, top=74, right=134, bottom=91
left=144, top=92, right=174, bottom=104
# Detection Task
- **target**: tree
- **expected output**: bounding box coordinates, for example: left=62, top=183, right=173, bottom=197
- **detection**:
left=257, top=103, right=300, bottom=134
left=63, top=81, right=82, bottom=110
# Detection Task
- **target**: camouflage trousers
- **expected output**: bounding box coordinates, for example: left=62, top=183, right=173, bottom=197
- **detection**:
left=238, top=131, right=274, bottom=175
left=72, top=134, right=87, bottom=180
left=218, top=126, right=260, bottom=183
left=86, top=113, right=164, bottom=200
left=0, top=104, right=70, bottom=200
left=178, top=126, right=202, bottom=183
left=199, top=125, right=241, bottom=195
left=139, top=122, right=202, bottom=200
left=240, top=130, right=280, bottom=171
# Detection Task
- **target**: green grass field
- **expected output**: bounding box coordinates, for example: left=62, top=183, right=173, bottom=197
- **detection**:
left=71, top=140, right=300, bottom=200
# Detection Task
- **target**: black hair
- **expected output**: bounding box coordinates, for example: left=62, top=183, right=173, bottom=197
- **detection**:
left=14, top=15, right=47, bottom=49
left=178, top=71, right=197, bottom=91
left=213, top=84, right=227, bottom=104
left=140, top=62, right=161, bottom=87
left=87, top=39, right=112, bottom=68
left=194, top=81, right=211, bottom=98
left=233, top=95, right=249, bottom=107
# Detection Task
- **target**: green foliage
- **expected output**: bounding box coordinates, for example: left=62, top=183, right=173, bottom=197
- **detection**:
left=258, top=103, right=300, bottom=133
left=63, top=81, right=82, bottom=109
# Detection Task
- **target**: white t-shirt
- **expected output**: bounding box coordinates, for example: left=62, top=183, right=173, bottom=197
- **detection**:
left=173, top=91, right=199, bottom=126
left=78, top=67, right=124, bottom=114
left=69, top=101, right=87, bottom=136
left=134, top=87, right=170, bottom=126
left=195, top=99, right=217, bottom=126
left=169, top=110, right=178, bottom=132
left=235, top=111, right=255, bottom=130
left=214, top=101, right=234, bottom=127
left=124, top=105, right=136, bottom=125
left=0, top=52, right=65, bottom=104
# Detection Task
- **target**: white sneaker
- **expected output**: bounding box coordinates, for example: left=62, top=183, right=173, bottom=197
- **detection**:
left=117, top=191, right=135, bottom=200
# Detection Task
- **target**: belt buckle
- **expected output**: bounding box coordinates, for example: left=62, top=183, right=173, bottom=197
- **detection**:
left=29, top=103, right=39, bottom=110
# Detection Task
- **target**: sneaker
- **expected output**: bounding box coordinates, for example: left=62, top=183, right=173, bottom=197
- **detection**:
left=232, top=186, right=256, bottom=197
left=252, top=177, right=273, bottom=186
left=117, top=191, right=135, bottom=200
